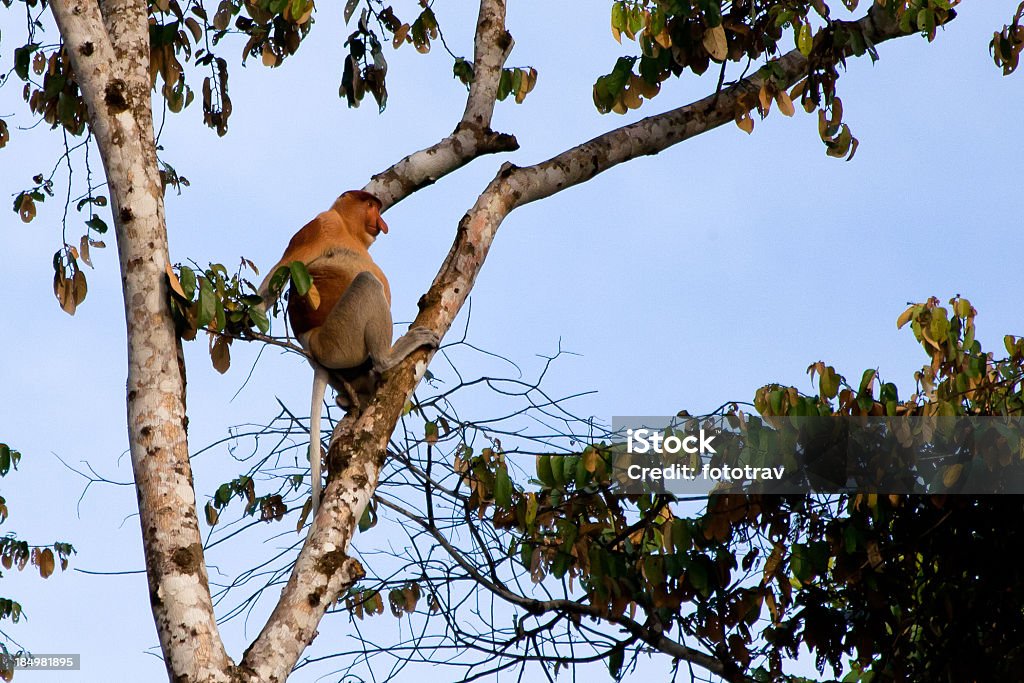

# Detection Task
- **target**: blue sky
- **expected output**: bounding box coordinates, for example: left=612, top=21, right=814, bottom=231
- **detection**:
left=1, top=2, right=1022, bottom=681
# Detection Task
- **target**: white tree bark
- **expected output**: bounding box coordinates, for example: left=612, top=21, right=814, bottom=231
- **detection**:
left=49, top=1, right=232, bottom=680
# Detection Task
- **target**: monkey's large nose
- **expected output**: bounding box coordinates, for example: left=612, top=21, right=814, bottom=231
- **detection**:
left=377, top=216, right=389, bottom=234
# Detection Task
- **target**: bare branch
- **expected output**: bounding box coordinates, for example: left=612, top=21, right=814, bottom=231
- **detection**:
left=364, top=0, right=518, bottom=209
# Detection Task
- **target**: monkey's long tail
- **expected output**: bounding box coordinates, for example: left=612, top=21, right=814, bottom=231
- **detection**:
left=307, top=366, right=329, bottom=537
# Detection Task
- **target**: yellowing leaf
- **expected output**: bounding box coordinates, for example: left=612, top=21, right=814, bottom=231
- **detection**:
left=703, top=24, right=728, bottom=61
left=758, top=84, right=771, bottom=114
left=262, top=46, right=277, bottom=67
left=633, top=75, right=659, bottom=99
left=797, top=23, right=813, bottom=56
left=166, top=263, right=187, bottom=299
left=622, top=85, right=642, bottom=110
left=306, top=282, right=321, bottom=309
left=775, top=90, right=795, bottom=116
left=896, top=305, right=915, bottom=329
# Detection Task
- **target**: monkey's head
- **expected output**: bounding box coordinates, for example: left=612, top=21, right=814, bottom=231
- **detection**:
left=334, top=190, right=388, bottom=247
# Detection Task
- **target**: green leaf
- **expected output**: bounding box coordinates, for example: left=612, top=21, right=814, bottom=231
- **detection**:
left=289, top=261, right=312, bottom=295
left=672, top=519, right=692, bottom=552
left=249, top=305, right=270, bottom=334
left=494, top=465, right=512, bottom=508
left=930, top=309, right=950, bottom=343
left=179, top=266, right=197, bottom=300
left=85, top=215, right=108, bottom=234
left=858, top=369, right=876, bottom=397
left=343, top=0, right=359, bottom=23
left=215, top=483, right=232, bottom=505
left=551, top=552, right=569, bottom=579
left=197, top=278, right=216, bottom=328
left=536, top=455, right=555, bottom=488
left=689, top=560, right=711, bottom=597
left=214, top=298, right=226, bottom=332
left=14, top=43, right=38, bottom=82
left=550, top=455, right=566, bottom=487
left=358, top=502, right=377, bottom=532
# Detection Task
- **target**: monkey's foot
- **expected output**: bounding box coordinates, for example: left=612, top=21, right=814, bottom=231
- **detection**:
left=335, top=378, right=363, bottom=412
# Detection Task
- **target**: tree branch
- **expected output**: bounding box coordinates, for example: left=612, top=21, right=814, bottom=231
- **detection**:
left=374, top=494, right=742, bottom=680
left=414, top=5, right=913, bottom=335
left=364, top=0, right=518, bottom=209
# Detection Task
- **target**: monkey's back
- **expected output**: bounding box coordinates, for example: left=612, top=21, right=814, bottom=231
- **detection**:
left=287, top=248, right=390, bottom=337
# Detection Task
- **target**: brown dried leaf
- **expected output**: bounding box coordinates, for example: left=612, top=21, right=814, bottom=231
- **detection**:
left=702, top=24, right=728, bottom=61
left=866, top=540, right=883, bottom=568
left=80, top=235, right=92, bottom=267
left=60, top=277, right=78, bottom=315
left=735, top=111, right=754, bottom=134
left=18, top=195, right=36, bottom=223
left=210, top=335, right=231, bottom=374
left=393, top=23, right=410, bottom=48
left=72, top=269, right=87, bottom=305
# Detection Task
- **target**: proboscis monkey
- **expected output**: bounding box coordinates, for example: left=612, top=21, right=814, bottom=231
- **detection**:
left=262, top=190, right=438, bottom=520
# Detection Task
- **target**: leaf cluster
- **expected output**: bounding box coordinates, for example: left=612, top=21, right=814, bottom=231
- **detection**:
left=0, top=442, right=76, bottom=682
left=597, top=0, right=957, bottom=156
left=166, top=258, right=269, bottom=373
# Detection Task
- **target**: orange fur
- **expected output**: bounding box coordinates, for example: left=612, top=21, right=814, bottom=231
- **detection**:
left=264, top=190, right=391, bottom=336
